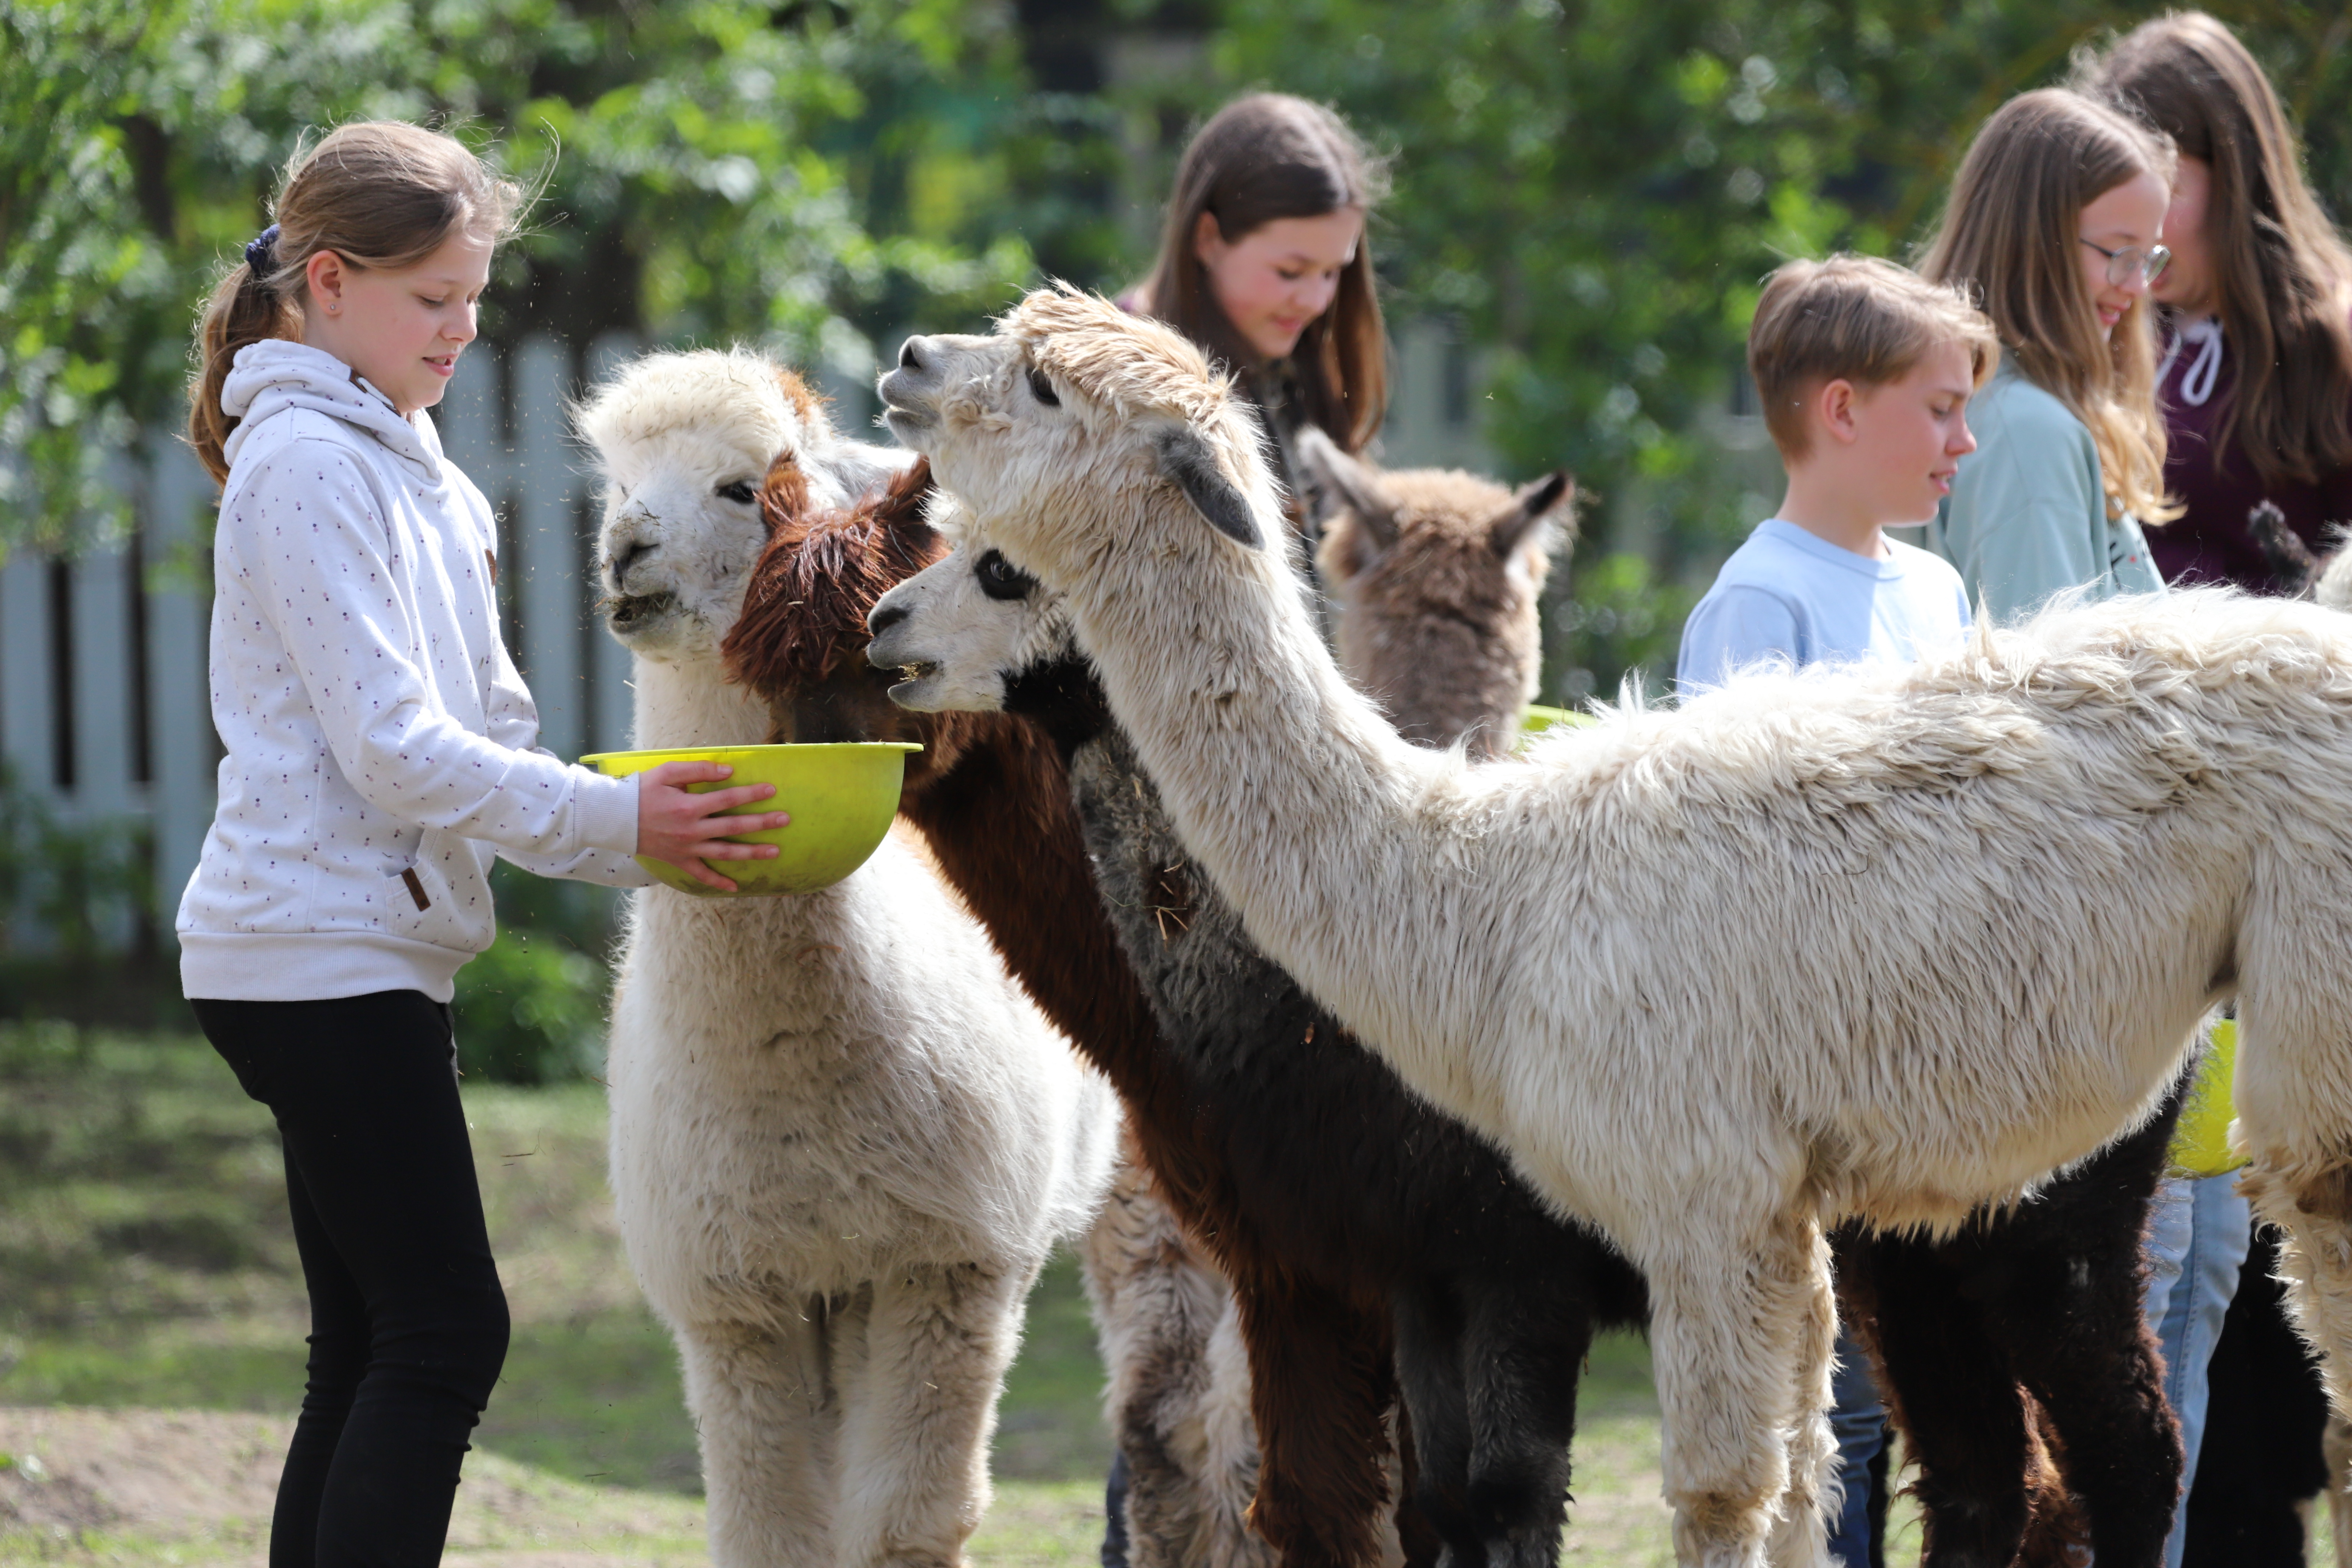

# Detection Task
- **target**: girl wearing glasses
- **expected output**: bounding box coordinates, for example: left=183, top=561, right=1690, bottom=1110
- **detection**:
left=1919, top=87, right=2179, bottom=622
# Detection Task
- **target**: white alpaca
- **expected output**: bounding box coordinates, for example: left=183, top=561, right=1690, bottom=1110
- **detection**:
left=867, top=288, right=2352, bottom=1568
left=576, top=348, right=1118, bottom=1568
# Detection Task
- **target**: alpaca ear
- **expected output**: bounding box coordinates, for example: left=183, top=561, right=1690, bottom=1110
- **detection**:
left=1493, top=471, right=1573, bottom=558
left=1294, top=425, right=1396, bottom=547
left=1152, top=425, right=1260, bottom=548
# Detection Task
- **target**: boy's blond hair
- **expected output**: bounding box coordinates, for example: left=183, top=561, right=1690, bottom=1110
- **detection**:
left=1749, top=255, right=1998, bottom=461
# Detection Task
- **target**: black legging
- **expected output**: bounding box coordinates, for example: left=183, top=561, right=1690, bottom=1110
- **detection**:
left=193, top=990, right=510, bottom=1568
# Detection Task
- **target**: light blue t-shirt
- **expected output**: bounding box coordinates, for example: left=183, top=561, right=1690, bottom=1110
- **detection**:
left=1676, top=518, right=1972, bottom=694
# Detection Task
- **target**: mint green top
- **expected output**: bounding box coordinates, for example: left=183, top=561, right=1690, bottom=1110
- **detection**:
left=1925, top=362, right=2166, bottom=625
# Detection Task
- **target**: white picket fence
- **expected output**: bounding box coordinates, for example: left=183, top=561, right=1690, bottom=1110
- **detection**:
left=0, top=320, right=1486, bottom=949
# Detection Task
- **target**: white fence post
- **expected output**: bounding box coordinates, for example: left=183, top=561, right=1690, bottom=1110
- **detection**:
left=0, top=554, right=52, bottom=789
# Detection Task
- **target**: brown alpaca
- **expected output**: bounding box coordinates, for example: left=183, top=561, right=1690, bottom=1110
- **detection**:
left=724, top=457, right=1387, bottom=1568
left=1302, top=430, right=1569, bottom=761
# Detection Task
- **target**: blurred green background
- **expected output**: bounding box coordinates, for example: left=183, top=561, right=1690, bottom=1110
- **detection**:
left=9, top=0, right=2350, bottom=709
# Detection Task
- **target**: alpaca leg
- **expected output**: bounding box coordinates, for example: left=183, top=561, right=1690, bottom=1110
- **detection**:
left=2232, top=882, right=2352, bottom=1416
left=1390, top=1280, right=1479, bottom=1568
left=1847, top=1233, right=2036, bottom=1568
left=834, top=1260, right=1032, bottom=1568
left=1637, top=1213, right=1834, bottom=1568
left=1197, top=1296, right=1282, bottom=1568
left=677, top=1303, right=837, bottom=1568
left=1764, top=1230, right=1839, bottom=1568
left=1234, top=1274, right=1398, bottom=1568
left=1998, top=1224, right=2179, bottom=1566
left=1458, top=1275, right=1591, bottom=1568
left=1077, top=1176, right=1291, bottom=1568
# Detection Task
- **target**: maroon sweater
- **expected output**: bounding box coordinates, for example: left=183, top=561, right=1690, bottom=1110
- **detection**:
left=2150, top=313, right=2352, bottom=591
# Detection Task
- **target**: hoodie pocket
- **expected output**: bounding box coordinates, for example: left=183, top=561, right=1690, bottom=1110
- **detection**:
left=382, top=835, right=496, bottom=953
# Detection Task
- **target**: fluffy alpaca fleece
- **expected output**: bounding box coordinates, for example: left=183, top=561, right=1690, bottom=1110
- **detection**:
left=1301, top=429, right=1567, bottom=761
left=868, top=286, right=2352, bottom=1568
left=868, top=518, right=1652, bottom=1568
left=722, top=462, right=1278, bottom=1568
left=574, top=349, right=1117, bottom=1568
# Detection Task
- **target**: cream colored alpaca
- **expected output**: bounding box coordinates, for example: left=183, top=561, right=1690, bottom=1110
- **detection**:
left=871, top=288, right=2352, bottom=1568
left=577, top=348, right=1117, bottom=1568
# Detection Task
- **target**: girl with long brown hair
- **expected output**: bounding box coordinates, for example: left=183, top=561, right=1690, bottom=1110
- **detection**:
left=179, top=121, right=776, bottom=1567
left=1127, top=93, right=1389, bottom=535
left=1920, top=87, right=2179, bottom=622
left=2091, top=11, right=2352, bottom=590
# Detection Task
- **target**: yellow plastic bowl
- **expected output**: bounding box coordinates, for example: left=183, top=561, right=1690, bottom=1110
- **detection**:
left=580, top=743, right=920, bottom=897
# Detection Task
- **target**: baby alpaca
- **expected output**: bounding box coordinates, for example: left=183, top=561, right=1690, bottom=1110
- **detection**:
left=577, top=348, right=1116, bottom=1568
left=871, top=287, right=2352, bottom=1568
left=1302, top=428, right=1562, bottom=761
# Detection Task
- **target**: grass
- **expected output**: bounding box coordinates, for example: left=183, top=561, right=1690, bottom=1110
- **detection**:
left=29, top=1019, right=2228, bottom=1566
left=0, top=1022, right=1110, bottom=1498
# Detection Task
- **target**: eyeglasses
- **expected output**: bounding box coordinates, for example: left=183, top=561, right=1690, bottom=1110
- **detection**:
left=2079, top=237, right=2172, bottom=287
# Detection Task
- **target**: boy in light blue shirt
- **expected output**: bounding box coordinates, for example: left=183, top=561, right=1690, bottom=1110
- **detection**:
left=1675, top=256, right=1997, bottom=1568
left=1678, top=254, right=1994, bottom=697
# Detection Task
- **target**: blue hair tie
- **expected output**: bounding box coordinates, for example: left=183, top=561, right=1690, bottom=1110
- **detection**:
left=243, top=223, right=280, bottom=273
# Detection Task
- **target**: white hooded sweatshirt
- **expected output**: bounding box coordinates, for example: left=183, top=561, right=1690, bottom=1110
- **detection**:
left=178, top=338, right=651, bottom=1004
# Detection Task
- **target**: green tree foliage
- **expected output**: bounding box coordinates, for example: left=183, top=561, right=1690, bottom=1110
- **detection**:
left=1208, top=0, right=2352, bottom=694
left=0, top=0, right=1042, bottom=560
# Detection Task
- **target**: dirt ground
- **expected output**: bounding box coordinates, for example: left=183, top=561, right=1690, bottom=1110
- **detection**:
left=0, top=1407, right=1111, bottom=1568
left=0, top=1406, right=706, bottom=1566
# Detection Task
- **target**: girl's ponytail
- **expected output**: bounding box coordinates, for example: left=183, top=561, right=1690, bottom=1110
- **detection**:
left=189, top=233, right=299, bottom=484
left=185, top=123, right=525, bottom=485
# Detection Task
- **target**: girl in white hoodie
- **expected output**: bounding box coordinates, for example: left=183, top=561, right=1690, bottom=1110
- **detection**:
left=177, top=122, right=784, bottom=1568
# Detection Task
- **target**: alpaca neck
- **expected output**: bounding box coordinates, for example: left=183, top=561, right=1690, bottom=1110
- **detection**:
left=631, top=654, right=771, bottom=750
left=1059, top=522, right=1499, bottom=1121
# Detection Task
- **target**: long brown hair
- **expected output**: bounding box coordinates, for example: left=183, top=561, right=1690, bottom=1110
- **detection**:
left=1920, top=89, right=2179, bottom=523
left=1137, top=93, right=1388, bottom=454
left=186, top=121, right=524, bottom=484
left=2089, top=12, right=2352, bottom=488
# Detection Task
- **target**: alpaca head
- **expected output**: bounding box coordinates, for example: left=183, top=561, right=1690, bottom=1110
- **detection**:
left=574, top=347, right=912, bottom=666
left=876, top=285, right=1280, bottom=593
left=1300, top=428, right=1574, bottom=758
left=720, top=457, right=1002, bottom=791
left=865, top=532, right=1076, bottom=717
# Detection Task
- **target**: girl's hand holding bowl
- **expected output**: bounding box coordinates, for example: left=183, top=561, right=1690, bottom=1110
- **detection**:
left=636, top=760, right=791, bottom=892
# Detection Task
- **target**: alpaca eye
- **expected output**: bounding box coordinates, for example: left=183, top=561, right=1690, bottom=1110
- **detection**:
left=976, top=549, right=1037, bottom=602
left=717, top=479, right=758, bottom=505
left=1026, top=368, right=1061, bottom=408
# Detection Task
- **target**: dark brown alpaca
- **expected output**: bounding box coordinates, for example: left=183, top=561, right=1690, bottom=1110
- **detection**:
left=723, top=455, right=1419, bottom=1568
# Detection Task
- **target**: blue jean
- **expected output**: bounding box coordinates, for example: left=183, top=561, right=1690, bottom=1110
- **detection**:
left=2141, top=1171, right=2253, bottom=1568
left=1825, top=1323, right=1886, bottom=1568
